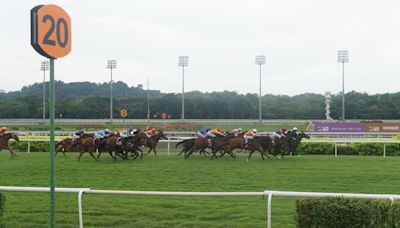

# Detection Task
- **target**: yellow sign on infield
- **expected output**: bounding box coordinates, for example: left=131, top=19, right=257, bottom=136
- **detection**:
left=120, top=109, right=128, bottom=118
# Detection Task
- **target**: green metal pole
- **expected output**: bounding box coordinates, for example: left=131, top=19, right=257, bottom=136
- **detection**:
left=49, top=58, right=56, bottom=228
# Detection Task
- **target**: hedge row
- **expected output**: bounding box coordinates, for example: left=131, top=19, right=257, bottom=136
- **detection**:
left=0, top=193, right=5, bottom=227
left=296, top=197, right=400, bottom=227
left=297, top=142, right=400, bottom=156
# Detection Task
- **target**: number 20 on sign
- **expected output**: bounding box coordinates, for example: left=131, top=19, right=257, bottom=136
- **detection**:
left=31, top=4, right=71, bottom=58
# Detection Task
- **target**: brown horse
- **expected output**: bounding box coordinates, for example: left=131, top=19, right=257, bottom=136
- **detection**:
left=184, top=134, right=234, bottom=159
left=55, top=134, right=94, bottom=156
left=218, top=135, right=274, bottom=161
left=75, top=136, right=109, bottom=161
left=144, top=130, right=168, bottom=155
left=0, top=133, right=20, bottom=158
left=100, top=133, right=146, bottom=160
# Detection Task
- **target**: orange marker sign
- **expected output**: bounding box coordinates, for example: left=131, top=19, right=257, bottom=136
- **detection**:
left=31, top=5, right=71, bottom=59
left=120, top=109, right=128, bottom=118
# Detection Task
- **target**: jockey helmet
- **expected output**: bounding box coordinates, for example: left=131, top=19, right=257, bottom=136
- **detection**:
left=252, top=129, right=257, bottom=133
left=217, top=128, right=222, bottom=132
left=292, top=127, right=298, bottom=131
left=238, top=127, right=242, bottom=131
left=104, top=129, right=109, bottom=133
left=1, top=127, right=7, bottom=131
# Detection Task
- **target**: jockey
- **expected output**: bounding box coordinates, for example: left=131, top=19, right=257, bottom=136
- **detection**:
left=0, top=127, right=7, bottom=136
left=291, top=127, right=298, bottom=132
left=231, top=127, right=242, bottom=136
left=272, top=128, right=287, bottom=139
left=95, top=129, right=110, bottom=141
left=244, top=129, right=257, bottom=145
left=72, top=129, right=84, bottom=142
left=198, top=128, right=211, bottom=138
left=206, top=128, right=224, bottom=138
left=120, top=127, right=138, bottom=139
left=144, top=128, right=157, bottom=137
left=205, top=128, right=224, bottom=146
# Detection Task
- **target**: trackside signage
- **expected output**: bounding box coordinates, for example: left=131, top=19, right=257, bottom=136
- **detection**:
left=313, top=122, right=365, bottom=132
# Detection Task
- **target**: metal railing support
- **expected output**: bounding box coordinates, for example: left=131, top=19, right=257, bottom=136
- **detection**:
left=78, top=189, right=85, bottom=228
left=267, top=192, right=272, bottom=228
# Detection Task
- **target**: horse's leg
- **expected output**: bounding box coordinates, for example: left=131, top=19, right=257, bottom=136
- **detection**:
left=247, top=150, right=255, bottom=161
left=7, top=147, right=17, bottom=158
left=108, top=151, right=116, bottom=160
left=88, top=151, right=98, bottom=161
left=228, top=151, right=236, bottom=159
left=77, top=151, right=85, bottom=161
left=259, top=149, right=265, bottom=160
left=153, top=147, right=157, bottom=156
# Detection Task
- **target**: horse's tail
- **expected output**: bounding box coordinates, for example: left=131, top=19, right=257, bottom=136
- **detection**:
left=175, top=138, right=194, bottom=148
left=55, top=141, right=63, bottom=151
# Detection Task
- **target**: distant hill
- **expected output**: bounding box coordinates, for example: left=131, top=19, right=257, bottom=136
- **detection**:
left=0, top=81, right=162, bottom=101
left=0, top=81, right=399, bottom=119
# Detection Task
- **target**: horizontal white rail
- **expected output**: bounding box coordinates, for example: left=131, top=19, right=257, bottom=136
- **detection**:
left=14, top=138, right=400, bottom=156
left=1, top=186, right=400, bottom=228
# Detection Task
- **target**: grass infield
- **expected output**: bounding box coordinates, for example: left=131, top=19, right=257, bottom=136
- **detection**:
left=0, top=152, right=399, bottom=227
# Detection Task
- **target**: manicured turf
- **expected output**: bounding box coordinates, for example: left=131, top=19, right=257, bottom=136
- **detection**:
left=1, top=152, right=400, bottom=227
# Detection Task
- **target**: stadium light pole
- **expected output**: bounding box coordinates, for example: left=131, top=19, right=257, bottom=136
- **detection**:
left=41, top=61, right=49, bottom=122
left=255, top=55, right=266, bottom=123
left=147, top=77, right=150, bottom=128
left=338, top=50, right=349, bottom=122
left=107, top=60, right=117, bottom=123
left=178, top=56, right=189, bottom=121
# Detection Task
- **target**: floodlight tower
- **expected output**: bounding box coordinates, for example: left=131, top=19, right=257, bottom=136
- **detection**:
left=255, top=55, right=266, bottom=123
left=147, top=77, right=150, bottom=128
left=337, top=50, right=349, bottom=122
left=178, top=56, right=189, bottom=121
left=107, top=60, right=117, bottom=123
left=41, top=61, right=49, bottom=122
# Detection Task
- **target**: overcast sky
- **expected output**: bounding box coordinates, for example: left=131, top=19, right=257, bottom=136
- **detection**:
left=1, top=0, right=399, bottom=96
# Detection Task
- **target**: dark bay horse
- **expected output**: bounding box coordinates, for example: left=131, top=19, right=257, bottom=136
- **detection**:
left=102, top=133, right=146, bottom=160
left=0, top=133, right=20, bottom=158
left=144, top=130, right=168, bottom=155
left=176, top=138, right=196, bottom=156
left=273, top=131, right=310, bottom=157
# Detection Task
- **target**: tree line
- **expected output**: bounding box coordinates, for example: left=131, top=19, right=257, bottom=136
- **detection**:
left=0, top=81, right=399, bottom=119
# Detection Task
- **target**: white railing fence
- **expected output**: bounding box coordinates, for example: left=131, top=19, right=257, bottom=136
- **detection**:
left=1, top=186, right=399, bottom=228
left=17, top=138, right=400, bottom=157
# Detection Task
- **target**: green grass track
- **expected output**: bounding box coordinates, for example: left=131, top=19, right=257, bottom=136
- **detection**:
left=0, top=152, right=400, bottom=227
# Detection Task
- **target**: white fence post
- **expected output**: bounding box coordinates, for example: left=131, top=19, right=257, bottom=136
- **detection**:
left=334, top=143, right=337, bottom=157
left=28, top=141, right=31, bottom=154
left=383, top=144, right=386, bottom=158
left=167, top=139, right=171, bottom=155
left=78, top=190, right=85, bottom=228
left=267, top=192, right=272, bottom=228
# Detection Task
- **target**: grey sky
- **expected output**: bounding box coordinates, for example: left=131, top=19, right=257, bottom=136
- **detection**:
left=1, top=0, right=399, bottom=95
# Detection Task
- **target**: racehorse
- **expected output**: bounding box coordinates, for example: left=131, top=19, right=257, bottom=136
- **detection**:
left=184, top=134, right=234, bottom=159
left=55, top=133, right=93, bottom=156
left=176, top=138, right=196, bottom=156
left=289, top=131, right=310, bottom=155
left=0, top=133, right=19, bottom=158
left=217, top=135, right=274, bottom=161
left=273, top=131, right=310, bottom=158
left=102, top=133, right=146, bottom=160
left=144, top=130, right=168, bottom=155
left=76, top=136, right=109, bottom=161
